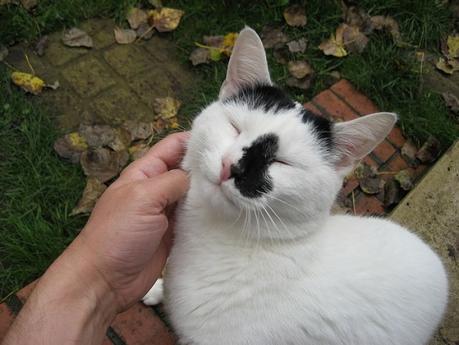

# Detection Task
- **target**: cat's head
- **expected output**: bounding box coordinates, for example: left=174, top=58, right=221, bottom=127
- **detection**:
left=183, top=27, right=396, bottom=240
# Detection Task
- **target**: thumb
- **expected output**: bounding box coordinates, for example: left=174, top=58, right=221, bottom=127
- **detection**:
left=140, top=169, right=190, bottom=213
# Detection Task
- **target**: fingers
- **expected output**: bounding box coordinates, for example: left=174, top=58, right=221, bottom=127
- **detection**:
left=141, top=169, right=190, bottom=213
left=117, top=132, right=189, bottom=184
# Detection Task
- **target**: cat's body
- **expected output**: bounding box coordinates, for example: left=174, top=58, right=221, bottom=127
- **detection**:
left=143, top=27, right=448, bottom=345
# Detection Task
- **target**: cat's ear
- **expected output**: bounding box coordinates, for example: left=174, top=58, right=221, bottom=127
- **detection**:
left=219, top=27, right=272, bottom=100
left=333, top=112, right=397, bottom=172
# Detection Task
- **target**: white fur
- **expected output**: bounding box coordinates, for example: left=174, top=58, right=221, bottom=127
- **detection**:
left=143, top=28, right=448, bottom=345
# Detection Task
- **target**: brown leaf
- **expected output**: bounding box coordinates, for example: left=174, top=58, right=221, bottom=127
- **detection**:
left=286, top=76, right=313, bottom=90
left=442, top=92, right=459, bottom=114
left=273, top=47, right=289, bottom=65
left=54, top=132, right=88, bottom=164
left=401, top=140, right=418, bottom=167
left=394, top=169, right=413, bottom=191
left=128, top=143, right=150, bottom=160
left=114, top=27, right=137, bottom=44
left=343, top=5, right=372, bottom=33
left=34, top=35, right=48, bottom=56
left=287, top=38, right=307, bottom=53
left=148, top=7, right=184, bottom=32
left=122, top=121, right=155, bottom=141
left=288, top=61, right=313, bottom=79
left=283, top=5, right=307, bottom=27
left=384, top=178, right=402, bottom=207
left=203, top=35, right=224, bottom=47
left=153, top=97, right=181, bottom=119
left=261, top=26, right=289, bottom=49
left=136, top=23, right=154, bottom=40
left=341, top=23, right=369, bottom=54
left=108, top=128, right=132, bottom=152
left=62, top=28, right=93, bottom=48
left=416, top=136, right=441, bottom=163
left=435, top=57, right=459, bottom=75
left=71, top=178, right=107, bottom=216
left=359, top=176, right=383, bottom=195
left=370, top=16, right=403, bottom=46
left=127, top=8, right=148, bottom=30
left=148, top=0, right=162, bottom=8
left=80, top=148, right=129, bottom=183
left=19, top=0, right=37, bottom=10
left=80, top=125, right=116, bottom=148
left=353, top=162, right=376, bottom=179
left=189, top=47, right=210, bottom=66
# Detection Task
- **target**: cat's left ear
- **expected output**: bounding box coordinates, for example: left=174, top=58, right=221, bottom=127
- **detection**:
left=219, top=27, right=272, bottom=100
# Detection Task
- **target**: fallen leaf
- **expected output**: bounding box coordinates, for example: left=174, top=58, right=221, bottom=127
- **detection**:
left=442, top=92, right=459, bottom=114
left=129, top=143, right=150, bottom=160
left=283, top=4, right=307, bottom=27
left=203, top=35, right=224, bottom=48
left=80, top=148, right=129, bottom=183
left=136, top=22, right=154, bottom=40
left=34, top=35, right=49, bottom=56
left=383, top=179, right=401, bottom=207
left=71, top=178, right=107, bottom=215
left=288, top=61, right=313, bottom=79
left=127, top=7, right=148, bottom=29
left=416, top=136, right=441, bottom=163
left=11, top=71, right=45, bottom=95
left=273, top=47, right=289, bottom=64
left=148, top=0, right=162, bottom=8
left=359, top=175, right=383, bottom=195
left=341, top=23, right=368, bottom=54
left=353, top=162, right=376, bottom=179
left=343, top=5, right=372, bottom=33
left=394, top=169, right=413, bottom=191
left=319, top=28, right=348, bottom=58
left=221, top=32, right=238, bottom=56
left=447, top=34, right=459, bottom=58
left=122, top=121, right=155, bottom=141
left=153, top=97, right=181, bottom=119
left=19, top=0, right=36, bottom=10
left=80, top=125, right=116, bottom=148
left=401, top=140, right=418, bottom=167
left=54, top=132, right=88, bottom=164
left=209, top=47, right=222, bottom=61
left=62, top=28, right=93, bottom=48
left=189, top=47, right=210, bottom=65
left=114, top=27, right=137, bottom=44
left=370, top=16, right=403, bottom=47
left=45, top=80, right=60, bottom=90
left=148, top=7, right=184, bottom=32
left=0, top=45, right=8, bottom=62
left=287, top=38, right=307, bottom=53
left=108, top=128, right=132, bottom=152
left=286, top=76, right=312, bottom=90
left=261, top=26, right=289, bottom=49
left=436, top=57, right=459, bottom=74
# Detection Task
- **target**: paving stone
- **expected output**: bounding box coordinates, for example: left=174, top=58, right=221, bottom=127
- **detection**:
left=80, top=18, right=111, bottom=35
left=93, top=28, right=116, bottom=49
left=143, top=36, right=178, bottom=64
left=44, top=33, right=89, bottom=67
left=92, top=86, right=152, bottom=125
left=62, top=56, right=116, bottom=97
left=104, top=45, right=152, bottom=78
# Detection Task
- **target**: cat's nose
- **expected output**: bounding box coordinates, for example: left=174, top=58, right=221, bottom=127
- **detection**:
left=219, top=158, right=232, bottom=184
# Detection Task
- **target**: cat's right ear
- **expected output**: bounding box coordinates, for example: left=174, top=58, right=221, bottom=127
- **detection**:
left=219, top=27, right=272, bottom=100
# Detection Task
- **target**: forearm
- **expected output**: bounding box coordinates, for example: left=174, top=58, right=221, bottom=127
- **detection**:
left=2, top=238, right=118, bottom=345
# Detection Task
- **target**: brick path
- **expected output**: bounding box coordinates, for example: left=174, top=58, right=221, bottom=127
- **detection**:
left=0, top=78, right=432, bottom=344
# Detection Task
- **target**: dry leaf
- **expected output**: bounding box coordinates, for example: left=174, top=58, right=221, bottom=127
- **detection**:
left=0, top=45, right=8, bottom=62
left=341, top=23, right=368, bottom=54
left=62, top=28, right=93, bottom=48
left=11, top=71, right=45, bottom=95
left=286, top=76, right=312, bottom=90
left=153, top=97, right=181, bottom=119
left=287, top=38, right=307, bottom=53
left=71, top=178, right=107, bottom=215
left=54, top=132, right=88, bottom=164
left=370, top=16, right=403, bottom=46
left=288, top=61, right=313, bottom=79
left=148, top=7, right=184, bottom=32
left=359, top=176, right=383, bottom=195
left=401, top=140, right=418, bottom=167
left=394, top=170, right=413, bottom=191
left=122, top=121, right=155, bottom=141
left=319, top=25, right=348, bottom=57
left=283, top=5, right=307, bottom=27
left=384, top=179, right=401, bottom=207
left=46, top=80, right=60, bottom=90
left=148, top=0, right=162, bottom=8
left=343, top=5, right=372, bottom=33
left=190, top=47, right=210, bottom=65
left=353, top=162, right=376, bottom=179
left=34, top=35, right=49, bottom=56
left=80, top=148, right=129, bottom=183
left=19, top=0, right=37, bottom=10
left=261, top=26, right=289, bottom=49
left=447, top=34, right=459, bottom=58
left=129, top=143, right=150, bottom=160
left=273, top=47, right=289, bottom=65
left=108, top=128, right=132, bottom=152
left=442, top=92, right=459, bottom=114
left=416, top=136, right=441, bottom=163
left=136, top=23, right=154, bottom=40
left=127, top=7, right=148, bottom=29
left=221, top=32, right=238, bottom=56
left=80, top=125, right=116, bottom=148
left=435, top=57, right=459, bottom=74
left=114, top=27, right=137, bottom=44
left=203, top=35, right=224, bottom=47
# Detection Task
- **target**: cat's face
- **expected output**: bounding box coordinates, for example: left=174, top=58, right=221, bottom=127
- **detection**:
left=182, top=27, right=396, bottom=240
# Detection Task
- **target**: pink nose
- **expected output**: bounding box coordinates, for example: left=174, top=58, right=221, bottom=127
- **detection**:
left=219, top=158, right=232, bottom=184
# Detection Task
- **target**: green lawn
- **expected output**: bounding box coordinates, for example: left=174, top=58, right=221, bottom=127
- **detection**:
left=0, top=0, right=457, bottom=298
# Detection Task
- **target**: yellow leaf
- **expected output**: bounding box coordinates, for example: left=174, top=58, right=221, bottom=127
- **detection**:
left=319, top=34, right=348, bottom=58
left=148, top=7, right=184, bottom=32
left=68, top=132, right=88, bottom=150
left=11, top=71, right=44, bottom=95
left=447, top=34, right=459, bottom=59
left=221, top=32, right=238, bottom=56
left=153, top=97, right=181, bottom=119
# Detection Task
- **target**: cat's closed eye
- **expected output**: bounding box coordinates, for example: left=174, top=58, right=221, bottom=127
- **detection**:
left=230, top=121, right=240, bottom=136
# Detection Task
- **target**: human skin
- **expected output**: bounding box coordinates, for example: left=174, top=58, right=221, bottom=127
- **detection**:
left=2, top=132, right=190, bottom=345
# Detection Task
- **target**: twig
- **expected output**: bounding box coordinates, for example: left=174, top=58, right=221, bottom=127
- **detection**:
left=351, top=190, right=356, bottom=215
left=24, top=53, right=35, bottom=75
left=135, top=25, right=155, bottom=43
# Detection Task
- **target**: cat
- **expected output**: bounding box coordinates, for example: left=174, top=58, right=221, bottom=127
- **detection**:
left=143, top=27, right=448, bottom=345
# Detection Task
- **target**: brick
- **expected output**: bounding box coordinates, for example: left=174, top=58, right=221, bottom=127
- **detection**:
left=312, top=90, right=359, bottom=122
left=384, top=154, right=410, bottom=173
left=387, top=126, right=406, bottom=148
left=330, top=80, right=379, bottom=115
left=0, top=304, right=15, bottom=342
left=371, top=140, right=396, bottom=163
left=340, top=178, right=359, bottom=197
left=16, top=280, right=39, bottom=304
left=111, top=303, right=175, bottom=345
left=303, top=102, right=323, bottom=117
left=363, top=155, right=378, bottom=169
left=354, top=194, right=385, bottom=215
left=104, top=45, right=152, bottom=78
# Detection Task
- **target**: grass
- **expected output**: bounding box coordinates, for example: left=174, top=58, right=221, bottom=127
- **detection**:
left=0, top=0, right=457, bottom=297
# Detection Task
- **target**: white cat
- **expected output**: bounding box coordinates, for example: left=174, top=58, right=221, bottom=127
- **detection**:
left=143, top=27, right=448, bottom=345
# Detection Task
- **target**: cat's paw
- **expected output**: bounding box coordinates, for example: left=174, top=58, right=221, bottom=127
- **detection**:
left=142, top=278, right=164, bottom=306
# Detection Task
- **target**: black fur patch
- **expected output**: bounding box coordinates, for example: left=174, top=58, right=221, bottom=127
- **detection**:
left=231, top=133, right=279, bottom=198
left=301, top=109, right=333, bottom=151
left=224, top=84, right=296, bottom=113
